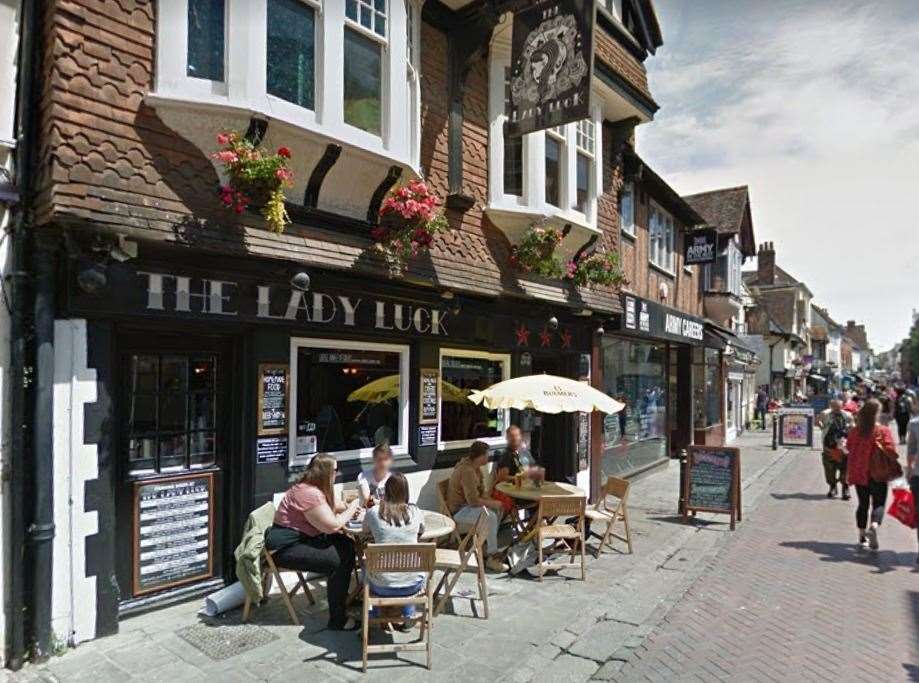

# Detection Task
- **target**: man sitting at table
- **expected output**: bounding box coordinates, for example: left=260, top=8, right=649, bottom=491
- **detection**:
left=357, top=444, right=393, bottom=507
left=447, top=440, right=508, bottom=573
left=492, top=426, right=535, bottom=515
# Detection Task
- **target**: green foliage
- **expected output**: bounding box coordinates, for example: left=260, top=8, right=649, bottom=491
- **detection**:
left=510, top=223, right=565, bottom=278
left=566, top=250, right=629, bottom=288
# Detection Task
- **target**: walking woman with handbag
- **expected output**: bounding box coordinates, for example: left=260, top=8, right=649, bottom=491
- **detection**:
left=846, top=399, right=902, bottom=551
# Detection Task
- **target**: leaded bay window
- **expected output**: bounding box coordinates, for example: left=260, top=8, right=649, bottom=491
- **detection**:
left=575, top=119, right=595, bottom=214
left=545, top=127, right=565, bottom=208
left=187, top=0, right=225, bottom=81
left=344, top=0, right=387, bottom=135
left=267, top=0, right=316, bottom=110
left=649, top=202, right=675, bottom=273
left=440, top=350, right=511, bottom=447
left=503, top=67, right=523, bottom=197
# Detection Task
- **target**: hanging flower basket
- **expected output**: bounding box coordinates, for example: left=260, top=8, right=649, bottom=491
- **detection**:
left=566, top=250, right=628, bottom=288
left=212, top=131, right=294, bottom=234
left=372, top=180, right=448, bottom=271
left=510, top=222, right=565, bottom=278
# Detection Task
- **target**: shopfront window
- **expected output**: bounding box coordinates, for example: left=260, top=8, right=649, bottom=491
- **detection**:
left=440, top=350, right=510, bottom=446
left=600, top=338, right=668, bottom=478
left=292, top=339, right=409, bottom=458
left=693, top=347, right=722, bottom=429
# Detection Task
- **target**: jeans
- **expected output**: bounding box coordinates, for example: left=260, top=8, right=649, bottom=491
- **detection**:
left=265, top=525, right=356, bottom=629
left=896, top=417, right=910, bottom=442
left=454, top=505, right=499, bottom=554
left=754, top=407, right=767, bottom=429
left=855, top=481, right=888, bottom=530
left=366, top=576, right=425, bottom=619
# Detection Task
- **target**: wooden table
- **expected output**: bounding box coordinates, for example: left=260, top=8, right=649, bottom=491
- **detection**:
left=495, top=480, right=585, bottom=502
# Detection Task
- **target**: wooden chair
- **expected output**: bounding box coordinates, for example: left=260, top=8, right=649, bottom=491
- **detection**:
left=361, top=543, right=437, bottom=672
left=535, top=495, right=587, bottom=582
left=435, top=478, right=462, bottom=546
left=585, top=476, right=633, bottom=557
left=242, top=547, right=315, bottom=625
left=433, top=509, right=489, bottom=618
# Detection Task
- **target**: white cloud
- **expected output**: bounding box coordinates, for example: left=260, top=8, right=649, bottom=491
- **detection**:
left=639, top=0, right=919, bottom=350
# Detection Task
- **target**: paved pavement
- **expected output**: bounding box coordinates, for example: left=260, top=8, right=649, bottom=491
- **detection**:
left=12, top=428, right=916, bottom=682
left=613, top=440, right=919, bottom=683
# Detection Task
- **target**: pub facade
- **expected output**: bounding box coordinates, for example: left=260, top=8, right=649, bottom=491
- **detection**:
left=6, top=0, right=683, bottom=656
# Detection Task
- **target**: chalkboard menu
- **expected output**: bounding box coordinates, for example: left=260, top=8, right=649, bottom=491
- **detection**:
left=683, top=446, right=740, bottom=530
left=418, top=424, right=438, bottom=447
left=419, top=368, right=440, bottom=424
left=258, top=363, right=289, bottom=435
left=256, top=436, right=288, bottom=464
left=133, top=473, right=213, bottom=596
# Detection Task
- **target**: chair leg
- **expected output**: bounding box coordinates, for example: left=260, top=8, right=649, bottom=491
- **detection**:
left=596, top=521, right=614, bottom=558
left=362, top=585, right=370, bottom=673
left=273, top=569, right=299, bottom=626
left=623, top=507, right=633, bottom=554
left=538, top=535, right=544, bottom=582
left=296, top=572, right=315, bottom=605
left=426, top=588, right=433, bottom=670
left=476, top=548, right=489, bottom=619
left=242, top=596, right=251, bottom=623
left=435, top=564, right=464, bottom=617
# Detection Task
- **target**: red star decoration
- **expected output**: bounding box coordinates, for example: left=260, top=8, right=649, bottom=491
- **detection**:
left=539, top=327, right=553, bottom=348
left=515, top=324, right=531, bottom=347
left=560, top=329, right=573, bottom=349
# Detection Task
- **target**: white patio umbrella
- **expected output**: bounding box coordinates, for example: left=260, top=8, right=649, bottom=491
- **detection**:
left=467, top=374, right=624, bottom=415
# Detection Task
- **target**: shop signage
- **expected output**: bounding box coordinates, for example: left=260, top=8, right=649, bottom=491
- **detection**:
left=257, top=363, right=288, bottom=435
left=777, top=407, right=814, bottom=447
left=256, top=436, right=288, bottom=464
left=418, top=424, right=438, bottom=448
left=507, top=0, right=594, bottom=137
left=683, top=228, right=718, bottom=265
left=683, top=447, right=740, bottom=531
left=132, top=473, right=213, bottom=596
left=620, top=295, right=705, bottom=344
left=419, top=368, right=440, bottom=424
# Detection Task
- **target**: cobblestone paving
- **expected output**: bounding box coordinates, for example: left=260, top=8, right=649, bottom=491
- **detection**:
left=614, top=444, right=919, bottom=683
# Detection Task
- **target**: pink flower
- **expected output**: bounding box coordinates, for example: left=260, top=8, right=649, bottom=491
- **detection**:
left=214, top=150, right=238, bottom=164
left=216, top=132, right=230, bottom=145
left=277, top=146, right=291, bottom=159
left=276, top=168, right=293, bottom=183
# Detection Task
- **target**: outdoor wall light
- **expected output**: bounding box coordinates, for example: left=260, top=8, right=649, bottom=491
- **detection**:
left=548, top=316, right=559, bottom=331
left=76, top=260, right=107, bottom=294
left=289, top=271, right=311, bottom=291
left=596, top=324, right=605, bottom=337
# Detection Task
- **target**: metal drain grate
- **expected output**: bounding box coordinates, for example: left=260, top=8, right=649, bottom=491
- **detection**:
left=176, top=623, right=279, bottom=661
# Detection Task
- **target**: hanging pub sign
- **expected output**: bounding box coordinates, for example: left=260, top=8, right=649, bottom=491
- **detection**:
left=507, top=0, right=594, bottom=137
left=257, top=363, right=289, bottom=435
left=683, top=228, right=718, bottom=265
left=683, top=446, right=741, bottom=531
left=133, top=473, right=214, bottom=596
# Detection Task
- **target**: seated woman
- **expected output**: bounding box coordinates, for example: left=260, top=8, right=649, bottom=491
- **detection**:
left=362, top=472, right=425, bottom=630
left=266, top=455, right=360, bottom=631
left=357, top=444, right=393, bottom=507
left=448, top=440, right=508, bottom=573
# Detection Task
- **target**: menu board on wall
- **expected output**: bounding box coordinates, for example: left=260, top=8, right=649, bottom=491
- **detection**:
left=133, top=473, right=213, bottom=596
left=683, top=447, right=740, bottom=530
left=256, top=436, right=288, bottom=465
left=258, top=363, right=289, bottom=435
left=419, top=368, right=440, bottom=424
left=418, top=424, right=438, bottom=448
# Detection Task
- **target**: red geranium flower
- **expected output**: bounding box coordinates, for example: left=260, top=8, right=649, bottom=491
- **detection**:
left=277, top=146, right=291, bottom=159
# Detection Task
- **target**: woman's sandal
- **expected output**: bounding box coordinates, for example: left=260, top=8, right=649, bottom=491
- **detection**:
left=329, top=617, right=361, bottom=632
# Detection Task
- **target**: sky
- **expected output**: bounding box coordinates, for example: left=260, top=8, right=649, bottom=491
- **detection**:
left=637, top=0, right=919, bottom=352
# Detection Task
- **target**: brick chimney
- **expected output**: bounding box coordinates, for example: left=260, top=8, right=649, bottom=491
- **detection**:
left=757, top=241, right=776, bottom=285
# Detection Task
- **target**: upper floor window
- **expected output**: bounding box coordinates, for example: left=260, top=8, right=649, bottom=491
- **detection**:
left=503, top=67, right=523, bottom=197
left=545, top=127, right=564, bottom=208
left=620, top=181, right=635, bottom=237
left=187, top=0, right=225, bottom=82
left=703, top=241, right=742, bottom=296
left=267, top=0, right=316, bottom=110
left=649, top=202, right=675, bottom=273
left=575, top=120, right=595, bottom=214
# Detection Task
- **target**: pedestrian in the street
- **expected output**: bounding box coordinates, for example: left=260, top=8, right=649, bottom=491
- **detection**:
left=754, top=386, right=769, bottom=430
left=845, top=399, right=901, bottom=551
left=817, top=399, right=854, bottom=499
left=894, top=388, right=912, bottom=445
left=907, top=400, right=919, bottom=564
left=842, top=393, right=860, bottom=415
left=266, top=455, right=360, bottom=631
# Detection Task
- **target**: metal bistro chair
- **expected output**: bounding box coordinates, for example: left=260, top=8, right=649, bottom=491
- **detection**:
left=585, top=476, right=633, bottom=557
left=361, top=543, right=437, bottom=672
left=535, top=495, right=587, bottom=582
left=435, top=478, right=462, bottom=546
left=433, top=508, right=489, bottom=618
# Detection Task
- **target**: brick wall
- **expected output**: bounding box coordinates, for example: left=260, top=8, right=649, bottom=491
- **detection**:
left=595, top=30, right=654, bottom=105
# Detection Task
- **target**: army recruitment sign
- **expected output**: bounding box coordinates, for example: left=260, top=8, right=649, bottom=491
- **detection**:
left=507, top=0, right=594, bottom=137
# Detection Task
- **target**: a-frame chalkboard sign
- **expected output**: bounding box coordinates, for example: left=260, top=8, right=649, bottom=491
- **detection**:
left=682, top=446, right=741, bottom=530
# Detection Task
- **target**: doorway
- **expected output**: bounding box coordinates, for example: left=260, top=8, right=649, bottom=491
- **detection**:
left=115, top=332, right=233, bottom=607
left=529, top=355, right=578, bottom=483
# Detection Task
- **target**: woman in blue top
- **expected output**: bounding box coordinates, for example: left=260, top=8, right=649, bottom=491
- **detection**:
left=362, top=471, right=425, bottom=629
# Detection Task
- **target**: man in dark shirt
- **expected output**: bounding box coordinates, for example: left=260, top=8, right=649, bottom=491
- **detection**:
left=492, top=426, right=535, bottom=515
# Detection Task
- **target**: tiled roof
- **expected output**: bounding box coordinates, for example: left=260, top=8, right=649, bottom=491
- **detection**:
left=683, top=186, right=748, bottom=235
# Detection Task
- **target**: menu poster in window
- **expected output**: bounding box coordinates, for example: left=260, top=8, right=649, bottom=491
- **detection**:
left=683, top=446, right=740, bottom=530
left=419, top=368, right=440, bottom=424
left=132, top=473, right=213, bottom=596
left=258, top=363, right=288, bottom=435
left=256, top=436, right=288, bottom=465
left=418, top=424, right=438, bottom=448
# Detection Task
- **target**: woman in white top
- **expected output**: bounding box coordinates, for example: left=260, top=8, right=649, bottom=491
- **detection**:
left=357, top=444, right=393, bottom=506
left=362, top=471, right=425, bottom=628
